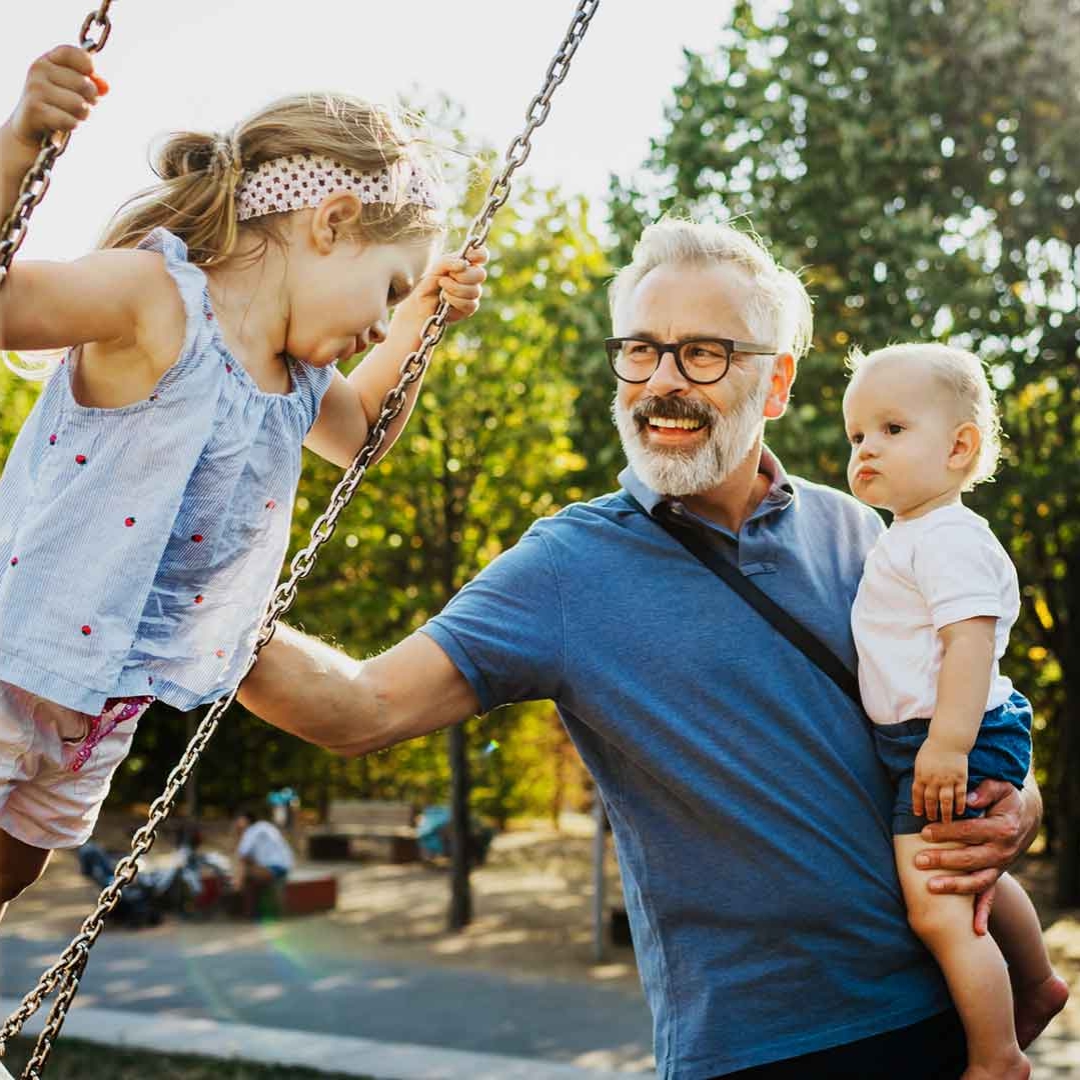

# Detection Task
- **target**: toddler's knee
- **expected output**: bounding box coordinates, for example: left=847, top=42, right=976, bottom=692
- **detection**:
left=907, top=896, right=969, bottom=947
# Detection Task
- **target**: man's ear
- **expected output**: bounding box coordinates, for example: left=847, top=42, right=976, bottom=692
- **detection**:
left=310, top=193, right=364, bottom=253
left=948, top=421, right=981, bottom=475
left=763, top=352, right=796, bottom=419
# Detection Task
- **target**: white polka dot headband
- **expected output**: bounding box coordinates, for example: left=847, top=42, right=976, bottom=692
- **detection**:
left=234, top=153, right=440, bottom=221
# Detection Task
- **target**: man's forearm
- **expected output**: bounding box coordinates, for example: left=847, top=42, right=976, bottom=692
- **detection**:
left=238, top=623, right=480, bottom=757
left=239, top=624, right=382, bottom=755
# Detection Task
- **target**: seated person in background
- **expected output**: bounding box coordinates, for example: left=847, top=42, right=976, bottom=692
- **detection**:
left=233, top=804, right=294, bottom=918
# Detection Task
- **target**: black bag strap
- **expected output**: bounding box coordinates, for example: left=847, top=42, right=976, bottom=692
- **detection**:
left=626, top=493, right=862, bottom=705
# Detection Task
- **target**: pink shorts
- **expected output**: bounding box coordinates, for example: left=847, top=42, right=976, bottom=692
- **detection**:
left=0, top=681, right=153, bottom=850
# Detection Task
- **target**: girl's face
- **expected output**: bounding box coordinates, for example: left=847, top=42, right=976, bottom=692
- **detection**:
left=843, top=357, right=968, bottom=518
left=285, top=227, right=436, bottom=367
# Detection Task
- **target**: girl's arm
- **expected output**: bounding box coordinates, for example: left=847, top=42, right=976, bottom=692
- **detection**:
left=912, top=615, right=997, bottom=824
left=304, top=249, right=487, bottom=469
left=2, top=45, right=103, bottom=225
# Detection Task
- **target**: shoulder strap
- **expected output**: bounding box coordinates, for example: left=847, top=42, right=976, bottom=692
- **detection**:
left=626, top=493, right=862, bottom=705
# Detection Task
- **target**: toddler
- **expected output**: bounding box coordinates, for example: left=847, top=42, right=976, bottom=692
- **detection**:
left=844, top=343, right=1068, bottom=1079
left=0, top=45, right=486, bottom=918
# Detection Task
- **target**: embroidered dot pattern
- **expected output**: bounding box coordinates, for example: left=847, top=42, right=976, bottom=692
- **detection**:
left=75, top=454, right=87, bottom=465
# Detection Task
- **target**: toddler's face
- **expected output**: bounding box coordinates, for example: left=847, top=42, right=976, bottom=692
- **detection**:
left=842, top=357, right=961, bottom=518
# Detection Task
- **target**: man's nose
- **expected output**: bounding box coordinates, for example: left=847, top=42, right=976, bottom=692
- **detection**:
left=645, top=347, right=690, bottom=395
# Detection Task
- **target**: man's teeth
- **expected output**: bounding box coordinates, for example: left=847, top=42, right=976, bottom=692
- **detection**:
left=648, top=416, right=704, bottom=431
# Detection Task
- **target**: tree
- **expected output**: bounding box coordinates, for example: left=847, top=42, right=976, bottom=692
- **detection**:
left=610, top=0, right=1080, bottom=899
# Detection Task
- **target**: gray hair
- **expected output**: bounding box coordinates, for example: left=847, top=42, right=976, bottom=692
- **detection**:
left=608, top=217, right=814, bottom=362
left=847, top=343, right=1003, bottom=489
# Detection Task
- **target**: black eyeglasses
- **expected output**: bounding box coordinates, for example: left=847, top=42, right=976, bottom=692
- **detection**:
left=604, top=336, right=777, bottom=385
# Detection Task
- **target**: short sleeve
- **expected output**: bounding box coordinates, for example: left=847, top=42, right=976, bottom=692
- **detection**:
left=911, top=522, right=1006, bottom=630
left=420, top=526, right=565, bottom=713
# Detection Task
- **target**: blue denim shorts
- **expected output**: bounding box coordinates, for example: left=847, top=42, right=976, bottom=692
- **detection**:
left=873, top=690, right=1032, bottom=835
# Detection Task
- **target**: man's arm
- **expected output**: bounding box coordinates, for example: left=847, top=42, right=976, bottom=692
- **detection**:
left=915, top=769, right=1042, bottom=933
left=239, top=624, right=481, bottom=756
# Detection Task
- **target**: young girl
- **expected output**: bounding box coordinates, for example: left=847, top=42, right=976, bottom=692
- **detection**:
left=0, top=45, right=486, bottom=918
left=843, top=343, right=1068, bottom=1080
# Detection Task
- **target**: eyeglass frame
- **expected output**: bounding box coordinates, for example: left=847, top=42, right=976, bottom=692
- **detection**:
left=603, top=336, right=778, bottom=385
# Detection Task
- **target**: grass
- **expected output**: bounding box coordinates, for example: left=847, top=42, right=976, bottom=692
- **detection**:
left=1, top=1038, right=374, bottom=1079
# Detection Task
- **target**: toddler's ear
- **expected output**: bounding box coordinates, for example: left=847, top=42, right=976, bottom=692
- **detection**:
left=948, top=421, right=981, bottom=473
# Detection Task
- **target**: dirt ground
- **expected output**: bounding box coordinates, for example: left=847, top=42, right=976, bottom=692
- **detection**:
left=3, top=811, right=1078, bottom=1054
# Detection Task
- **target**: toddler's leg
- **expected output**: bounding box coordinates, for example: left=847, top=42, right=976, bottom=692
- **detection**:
left=0, top=828, right=51, bottom=921
left=990, top=872, right=1069, bottom=1048
left=895, top=835, right=1029, bottom=1080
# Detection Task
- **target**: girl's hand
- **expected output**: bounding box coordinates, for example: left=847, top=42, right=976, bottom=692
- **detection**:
left=6, top=45, right=106, bottom=150
left=912, top=738, right=969, bottom=824
left=398, top=245, right=489, bottom=328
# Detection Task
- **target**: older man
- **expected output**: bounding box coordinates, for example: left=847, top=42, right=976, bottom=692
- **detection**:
left=239, top=219, right=1040, bottom=1080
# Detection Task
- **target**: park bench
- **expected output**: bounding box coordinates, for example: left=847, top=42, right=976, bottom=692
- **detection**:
left=307, top=799, right=420, bottom=863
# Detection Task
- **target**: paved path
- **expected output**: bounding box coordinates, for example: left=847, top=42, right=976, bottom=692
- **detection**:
left=2, top=924, right=1077, bottom=1078
left=0, top=926, right=655, bottom=1074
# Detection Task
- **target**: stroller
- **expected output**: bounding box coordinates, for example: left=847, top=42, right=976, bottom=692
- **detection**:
left=75, top=842, right=164, bottom=928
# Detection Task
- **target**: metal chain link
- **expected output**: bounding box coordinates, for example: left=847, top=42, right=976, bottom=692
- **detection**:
left=0, top=1, right=601, bottom=1075
left=0, top=2, right=113, bottom=286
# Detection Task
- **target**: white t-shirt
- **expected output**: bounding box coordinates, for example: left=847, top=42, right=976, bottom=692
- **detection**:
left=237, top=820, right=294, bottom=872
left=851, top=503, right=1019, bottom=726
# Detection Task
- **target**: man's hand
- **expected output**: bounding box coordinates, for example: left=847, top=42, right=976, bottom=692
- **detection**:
left=915, top=777, right=1039, bottom=934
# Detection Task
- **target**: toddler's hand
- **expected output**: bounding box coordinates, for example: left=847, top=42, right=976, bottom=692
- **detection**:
left=912, top=738, right=969, bottom=824
left=5, top=45, right=105, bottom=150
left=400, top=245, right=489, bottom=329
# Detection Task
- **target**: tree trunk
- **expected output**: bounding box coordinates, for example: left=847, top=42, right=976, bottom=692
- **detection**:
left=1054, top=557, right=1080, bottom=905
left=448, top=723, right=472, bottom=930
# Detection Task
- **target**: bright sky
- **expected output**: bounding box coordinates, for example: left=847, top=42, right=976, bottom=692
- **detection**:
left=4, top=1, right=739, bottom=261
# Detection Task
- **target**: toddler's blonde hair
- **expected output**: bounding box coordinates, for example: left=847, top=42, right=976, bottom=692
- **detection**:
left=847, top=342, right=1002, bottom=489
left=608, top=216, right=814, bottom=364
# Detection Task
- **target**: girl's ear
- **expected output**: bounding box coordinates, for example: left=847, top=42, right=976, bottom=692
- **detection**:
left=948, top=420, right=981, bottom=474
left=311, top=193, right=364, bottom=252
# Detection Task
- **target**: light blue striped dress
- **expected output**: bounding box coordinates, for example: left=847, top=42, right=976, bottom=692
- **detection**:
left=0, top=228, right=334, bottom=714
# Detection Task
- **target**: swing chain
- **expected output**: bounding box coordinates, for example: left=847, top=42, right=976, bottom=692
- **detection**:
left=0, top=1, right=114, bottom=286
left=0, top=1, right=601, bottom=1075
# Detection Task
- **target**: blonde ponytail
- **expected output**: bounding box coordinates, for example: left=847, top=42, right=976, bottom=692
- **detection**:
left=99, top=94, right=443, bottom=267
left=101, top=128, right=244, bottom=264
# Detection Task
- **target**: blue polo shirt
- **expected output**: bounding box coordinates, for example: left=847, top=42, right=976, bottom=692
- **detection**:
left=421, top=448, right=950, bottom=1079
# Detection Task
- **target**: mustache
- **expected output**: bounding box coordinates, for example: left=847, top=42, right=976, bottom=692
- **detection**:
left=632, top=395, right=715, bottom=427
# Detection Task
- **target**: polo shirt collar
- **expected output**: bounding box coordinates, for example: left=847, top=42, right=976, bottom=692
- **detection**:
left=618, top=444, right=795, bottom=533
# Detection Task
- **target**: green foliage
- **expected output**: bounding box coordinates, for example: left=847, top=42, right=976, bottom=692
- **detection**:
left=610, top=0, right=1080, bottom=897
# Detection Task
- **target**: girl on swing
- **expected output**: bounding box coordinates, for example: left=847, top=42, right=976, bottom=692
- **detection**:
left=0, top=44, right=487, bottom=919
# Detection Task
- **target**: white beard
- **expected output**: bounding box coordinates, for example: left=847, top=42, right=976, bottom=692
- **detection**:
left=613, top=376, right=769, bottom=496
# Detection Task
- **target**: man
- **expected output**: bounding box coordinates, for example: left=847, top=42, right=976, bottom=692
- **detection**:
left=233, top=804, right=293, bottom=919
left=239, top=219, right=1041, bottom=1079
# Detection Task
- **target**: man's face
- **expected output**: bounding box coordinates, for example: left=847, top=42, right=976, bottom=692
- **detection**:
left=612, top=262, right=782, bottom=496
